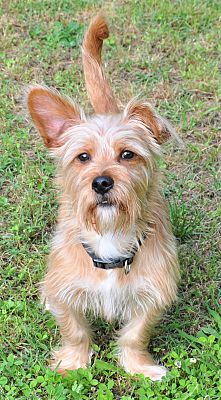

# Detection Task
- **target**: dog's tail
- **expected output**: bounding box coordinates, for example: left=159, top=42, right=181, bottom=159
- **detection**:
left=82, top=14, right=119, bottom=114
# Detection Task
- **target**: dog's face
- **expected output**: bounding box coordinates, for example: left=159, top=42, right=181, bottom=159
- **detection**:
left=27, top=87, right=175, bottom=233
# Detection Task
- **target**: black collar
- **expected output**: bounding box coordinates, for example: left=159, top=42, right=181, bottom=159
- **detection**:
left=81, top=237, right=145, bottom=275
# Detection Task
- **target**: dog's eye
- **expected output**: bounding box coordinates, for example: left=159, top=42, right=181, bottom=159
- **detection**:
left=78, top=153, right=90, bottom=162
left=121, top=150, right=134, bottom=160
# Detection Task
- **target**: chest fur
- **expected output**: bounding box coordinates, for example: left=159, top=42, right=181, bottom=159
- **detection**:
left=53, top=268, right=159, bottom=322
left=47, top=230, right=164, bottom=321
left=80, top=230, right=137, bottom=262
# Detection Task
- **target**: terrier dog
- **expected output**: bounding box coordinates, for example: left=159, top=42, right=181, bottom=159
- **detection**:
left=27, top=15, right=180, bottom=381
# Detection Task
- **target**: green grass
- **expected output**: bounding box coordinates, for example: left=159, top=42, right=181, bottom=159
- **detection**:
left=1, top=0, right=220, bottom=398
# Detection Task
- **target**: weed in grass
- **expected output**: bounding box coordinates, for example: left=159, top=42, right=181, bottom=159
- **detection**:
left=46, top=20, right=84, bottom=49
left=169, top=200, right=202, bottom=243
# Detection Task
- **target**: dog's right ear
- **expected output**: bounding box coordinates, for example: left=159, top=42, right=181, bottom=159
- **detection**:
left=27, top=86, right=83, bottom=148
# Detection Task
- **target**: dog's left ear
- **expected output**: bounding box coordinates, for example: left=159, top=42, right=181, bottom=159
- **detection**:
left=124, top=100, right=176, bottom=144
left=27, top=86, right=83, bottom=148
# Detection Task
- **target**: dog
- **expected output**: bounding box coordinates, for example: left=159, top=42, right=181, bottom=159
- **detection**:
left=27, top=15, right=180, bottom=381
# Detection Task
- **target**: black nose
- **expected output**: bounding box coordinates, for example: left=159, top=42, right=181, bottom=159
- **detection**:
left=92, top=175, right=114, bottom=195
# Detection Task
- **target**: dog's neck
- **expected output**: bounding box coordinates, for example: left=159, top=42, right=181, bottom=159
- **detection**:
left=80, top=228, right=139, bottom=263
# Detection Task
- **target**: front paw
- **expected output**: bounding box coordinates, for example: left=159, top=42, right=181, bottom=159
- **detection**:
left=50, top=345, right=91, bottom=374
left=125, top=363, right=168, bottom=381
left=136, top=364, right=168, bottom=381
left=120, top=351, right=168, bottom=381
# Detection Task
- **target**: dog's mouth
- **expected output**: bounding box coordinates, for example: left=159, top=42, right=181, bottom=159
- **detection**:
left=97, top=199, right=114, bottom=207
left=96, top=195, right=115, bottom=207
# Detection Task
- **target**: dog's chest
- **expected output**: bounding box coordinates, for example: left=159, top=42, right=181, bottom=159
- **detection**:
left=53, top=231, right=151, bottom=321
left=83, top=269, right=133, bottom=321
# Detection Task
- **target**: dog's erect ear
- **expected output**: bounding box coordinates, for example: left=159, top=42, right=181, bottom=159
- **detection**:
left=124, top=99, right=176, bottom=144
left=27, top=86, right=83, bottom=148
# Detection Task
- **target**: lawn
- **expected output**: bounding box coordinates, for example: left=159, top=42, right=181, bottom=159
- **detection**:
left=0, top=0, right=220, bottom=399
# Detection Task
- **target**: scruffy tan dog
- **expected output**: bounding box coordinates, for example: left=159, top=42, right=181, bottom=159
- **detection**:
left=27, top=15, right=180, bottom=381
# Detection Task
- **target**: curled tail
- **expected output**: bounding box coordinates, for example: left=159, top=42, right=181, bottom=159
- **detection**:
left=82, top=14, right=119, bottom=114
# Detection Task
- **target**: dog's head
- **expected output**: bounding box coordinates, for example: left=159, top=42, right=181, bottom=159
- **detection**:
left=27, top=86, right=176, bottom=233
left=27, top=15, right=179, bottom=233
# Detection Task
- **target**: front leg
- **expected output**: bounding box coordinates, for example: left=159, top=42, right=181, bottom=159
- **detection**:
left=47, top=299, right=92, bottom=374
left=118, top=309, right=167, bottom=381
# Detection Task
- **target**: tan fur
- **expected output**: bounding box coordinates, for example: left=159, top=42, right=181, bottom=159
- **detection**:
left=82, top=14, right=119, bottom=114
left=27, top=15, right=180, bottom=381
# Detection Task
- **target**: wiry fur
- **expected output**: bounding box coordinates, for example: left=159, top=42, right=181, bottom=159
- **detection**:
left=27, top=15, right=180, bottom=381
